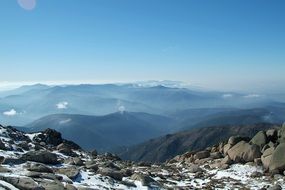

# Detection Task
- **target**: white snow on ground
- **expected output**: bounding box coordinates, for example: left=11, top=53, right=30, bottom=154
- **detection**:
left=0, top=180, right=19, bottom=190
left=25, top=133, right=41, bottom=141
left=73, top=170, right=128, bottom=189
left=209, top=164, right=285, bottom=190
left=214, top=164, right=263, bottom=181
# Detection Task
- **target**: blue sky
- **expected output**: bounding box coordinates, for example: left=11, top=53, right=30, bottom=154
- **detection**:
left=0, top=0, right=284, bottom=92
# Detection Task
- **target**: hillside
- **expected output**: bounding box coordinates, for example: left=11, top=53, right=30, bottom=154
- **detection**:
left=23, top=112, right=175, bottom=151
left=120, top=123, right=278, bottom=163
left=173, top=107, right=285, bottom=131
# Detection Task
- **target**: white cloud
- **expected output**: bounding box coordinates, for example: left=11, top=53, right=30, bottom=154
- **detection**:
left=59, top=118, right=72, bottom=124
left=3, top=109, right=17, bottom=116
left=243, top=94, right=261, bottom=98
left=222, top=94, right=233, bottom=98
left=118, top=106, right=126, bottom=113
left=56, top=101, right=69, bottom=109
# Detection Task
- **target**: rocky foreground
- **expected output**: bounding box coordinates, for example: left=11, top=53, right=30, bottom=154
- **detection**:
left=0, top=124, right=284, bottom=189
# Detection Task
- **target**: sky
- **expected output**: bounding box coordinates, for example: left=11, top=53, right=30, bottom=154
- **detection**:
left=0, top=0, right=284, bottom=92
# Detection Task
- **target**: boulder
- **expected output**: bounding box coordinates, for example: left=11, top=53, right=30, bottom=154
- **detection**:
left=194, top=151, right=210, bottom=160
left=221, top=155, right=232, bottom=165
left=34, top=128, right=63, bottom=146
left=261, top=147, right=275, bottom=169
left=250, top=131, right=267, bottom=149
left=72, top=157, right=84, bottom=166
left=65, top=184, right=78, bottom=190
left=0, top=156, right=5, bottom=164
left=228, top=136, right=247, bottom=146
left=278, top=123, right=285, bottom=143
left=56, top=166, right=80, bottom=180
left=36, top=178, right=66, bottom=190
left=269, top=143, right=285, bottom=172
left=268, top=184, right=282, bottom=190
left=3, top=158, right=26, bottom=165
left=86, top=164, right=99, bottom=172
left=0, top=176, right=43, bottom=190
left=188, top=163, right=202, bottom=173
left=21, top=151, right=59, bottom=165
left=0, top=139, right=6, bottom=150
left=223, top=144, right=232, bottom=155
left=27, top=163, right=53, bottom=173
left=210, top=152, right=223, bottom=159
left=227, top=141, right=261, bottom=163
left=98, top=168, right=123, bottom=181
left=58, top=147, right=77, bottom=157
left=130, top=173, right=159, bottom=187
left=56, top=143, right=71, bottom=150
left=0, top=166, right=12, bottom=173
left=18, top=142, right=30, bottom=151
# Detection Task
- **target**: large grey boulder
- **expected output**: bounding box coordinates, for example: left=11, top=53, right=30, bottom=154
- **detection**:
left=36, top=178, right=65, bottom=190
left=278, top=123, right=285, bottom=143
left=227, top=141, right=261, bottom=163
left=261, top=147, right=275, bottom=169
left=0, top=176, right=43, bottom=190
left=188, top=163, right=202, bottom=173
left=194, top=151, right=210, bottom=160
left=21, top=151, right=59, bottom=165
left=130, top=173, right=159, bottom=187
left=0, top=139, right=6, bottom=150
left=250, top=131, right=267, bottom=149
left=223, top=144, right=232, bottom=155
left=228, top=136, right=248, bottom=146
left=98, top=168, right=123, bottom=181
left=27, top=163, right=53, bottom=173
left=56, top=166, right=80, bottom=180
left=269, top=143, right=285, bottom=172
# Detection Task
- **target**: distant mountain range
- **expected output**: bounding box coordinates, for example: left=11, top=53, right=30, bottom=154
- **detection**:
left=0, top=82, right=284, bottom=156
left=17, top=106, right=285, bottom=153
left=0, top=82, right=281, bottom=126
left=22, top=112, right=176, bottom=151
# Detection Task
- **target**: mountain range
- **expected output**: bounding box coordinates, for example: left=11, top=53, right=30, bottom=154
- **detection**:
left=0, top=82, right=281, bottom=126
left=21, top=112, right=175, bottom=152
left=0, top=82, right=284, bottom=157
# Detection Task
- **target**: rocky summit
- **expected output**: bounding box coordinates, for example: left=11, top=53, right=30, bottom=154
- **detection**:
left=0, top=124, right=285, bottom=189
